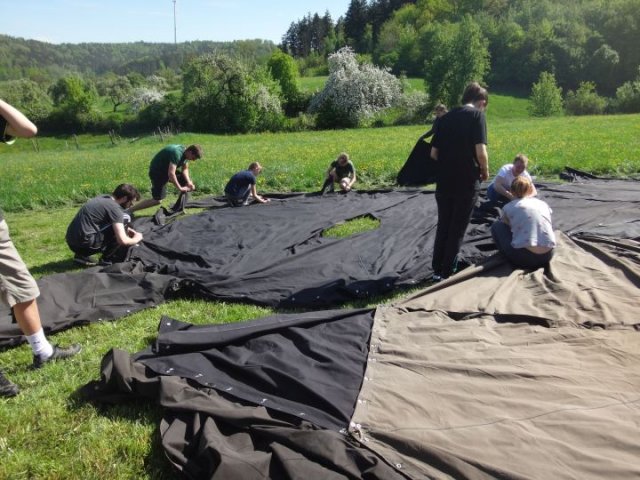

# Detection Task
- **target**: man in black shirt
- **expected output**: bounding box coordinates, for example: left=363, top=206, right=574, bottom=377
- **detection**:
left=430, top=82, right=489, bottom=280
left=66, top=184, right=143, bottom=266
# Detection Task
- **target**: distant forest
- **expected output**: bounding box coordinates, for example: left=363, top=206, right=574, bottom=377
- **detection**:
left=0, top=35, right=276, bottom=81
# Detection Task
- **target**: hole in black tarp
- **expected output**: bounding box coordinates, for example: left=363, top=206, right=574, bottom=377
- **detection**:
left=322, top=214, right=381, bottom=238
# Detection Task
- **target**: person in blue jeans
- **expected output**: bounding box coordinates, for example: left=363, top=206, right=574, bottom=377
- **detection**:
left=224, top=162, right=270, bottom=207
left=486, top=153, right=536, bottom=207
left=491, top=176, right=555, bottom=270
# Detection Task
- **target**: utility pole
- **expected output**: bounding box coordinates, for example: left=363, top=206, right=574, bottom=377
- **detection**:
left=173, top=0, right=177, bottom=45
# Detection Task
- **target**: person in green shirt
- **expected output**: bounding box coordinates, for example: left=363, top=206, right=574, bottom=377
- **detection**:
left=0, top=99, right=81, bottom=398
left=129, top=144, right=203, bottom=213
left=320, top=152, right=357, bottom=194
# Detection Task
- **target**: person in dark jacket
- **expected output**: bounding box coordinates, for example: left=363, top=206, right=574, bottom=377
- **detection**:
left=419, top=104, right=448, bottom=141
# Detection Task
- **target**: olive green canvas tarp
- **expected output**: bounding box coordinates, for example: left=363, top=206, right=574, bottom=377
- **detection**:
left=351, top=232, right=640, bottom=479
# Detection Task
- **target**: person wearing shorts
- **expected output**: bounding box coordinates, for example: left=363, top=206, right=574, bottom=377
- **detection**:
left=129, top=144, right=203, bottom=213
left=0, top=99, right=80, bottom=398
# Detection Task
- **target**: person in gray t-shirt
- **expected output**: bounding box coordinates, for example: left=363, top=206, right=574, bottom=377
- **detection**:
left=66, top=184, right=143, bottom=266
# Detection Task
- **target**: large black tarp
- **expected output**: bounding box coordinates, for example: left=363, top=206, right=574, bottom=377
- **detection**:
left=2, top=179, right=640, bottom=347
left=82, top=230, right=640, bottom=479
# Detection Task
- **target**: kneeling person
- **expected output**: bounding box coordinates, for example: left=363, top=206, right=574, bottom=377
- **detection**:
left=224, top=162, right=269, bottom=206
left=66, top=184, right=144, bottom=266
left=491, top=176, right=555, bottom=270
left=320, top=152, right=356, bottom=194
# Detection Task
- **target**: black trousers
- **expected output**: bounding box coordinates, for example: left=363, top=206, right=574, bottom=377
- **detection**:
left=432, top=188, right=479, bottom=278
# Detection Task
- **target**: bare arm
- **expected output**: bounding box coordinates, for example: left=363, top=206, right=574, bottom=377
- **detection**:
left=475, top=144, right=489, bottom=181
left=181, top=163, right=195, bottom=191
left=493, top=175, right=514, bottom=200
left=0, top=99, right=38, bottom=138
left=430, top=146, right=438, bottom=161
left=349, top=170, right=357, bottom=187
left=250, top=184, right=268, bottom=204
left=168, top=163, right=189, bottom=192
left=113, top=223, right=143, bottom=246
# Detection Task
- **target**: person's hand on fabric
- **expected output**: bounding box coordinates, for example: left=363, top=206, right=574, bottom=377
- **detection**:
left=127, top=227, right=143, bottom=242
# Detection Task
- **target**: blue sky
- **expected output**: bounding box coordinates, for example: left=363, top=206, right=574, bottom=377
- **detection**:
left=0, top=0, right=350, bottom=44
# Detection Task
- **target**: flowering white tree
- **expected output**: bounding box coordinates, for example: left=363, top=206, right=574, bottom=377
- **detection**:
left=309, top=47, right=401, bottom=128
left=128, top=87, right=165, bottom=113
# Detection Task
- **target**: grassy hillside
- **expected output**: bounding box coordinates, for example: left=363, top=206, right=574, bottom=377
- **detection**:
left=1, top=113, right=638, bottom=212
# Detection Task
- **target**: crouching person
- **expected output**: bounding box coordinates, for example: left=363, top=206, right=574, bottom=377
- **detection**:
left=320, top=152, right=356, bottom=194
left=224, top=162, right=270, bottom=207
left=66, top=184, right=143, bottom=266
left=491, top=176, right=555, bottom=270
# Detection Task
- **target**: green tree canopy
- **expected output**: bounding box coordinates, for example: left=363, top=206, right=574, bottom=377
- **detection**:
left=424, top=15, right=490, bottom=108
left=528, top=71, right=563, bottom=116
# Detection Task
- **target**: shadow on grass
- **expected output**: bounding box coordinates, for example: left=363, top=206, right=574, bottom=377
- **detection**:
left=30, top=258, right=80, bottom=277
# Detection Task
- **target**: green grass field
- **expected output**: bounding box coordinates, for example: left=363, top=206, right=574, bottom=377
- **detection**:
left=0, top=90, right=639, bottom=479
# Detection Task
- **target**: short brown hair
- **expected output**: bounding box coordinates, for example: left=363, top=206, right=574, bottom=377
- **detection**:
left=337, top=152, right=349, bottom=163
left=461, top=82, right=489, bottom=105
left=113, top=183, right=140, bottom=202
left=511, top=176, right=534, bottom=199
left=248, top=161, right=262, bottom=171
left=186, top=144, right=203, bottom=159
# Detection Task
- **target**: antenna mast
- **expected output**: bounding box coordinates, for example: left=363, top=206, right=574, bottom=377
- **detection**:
left=173, top=0, right=177, bottom=45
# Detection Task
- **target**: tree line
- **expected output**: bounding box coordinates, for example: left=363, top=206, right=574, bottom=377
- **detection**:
left=0, top=35, right=275, bottom=82
left=1, top=0, right=640, bottom=136
left=281, top=0, right=640, bottom=95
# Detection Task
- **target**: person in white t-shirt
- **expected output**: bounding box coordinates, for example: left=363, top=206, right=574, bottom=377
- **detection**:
left=486, top=153, right=536, bottom=206
left=491, top=176, right=556, bottom=270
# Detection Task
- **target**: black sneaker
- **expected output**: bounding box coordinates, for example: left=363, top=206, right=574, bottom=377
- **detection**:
left=73, top=254, right=98, bottom=267
left=32, top=344, right=82, bottom=369
left=0, top=369, right=19, bottom=397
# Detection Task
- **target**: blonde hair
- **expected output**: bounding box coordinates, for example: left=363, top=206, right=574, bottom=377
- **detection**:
left=511, top=176, right=535, bottom=198
left=513, top=153, right=529, bottom=166
left=337, top=152, right=349, bottom=163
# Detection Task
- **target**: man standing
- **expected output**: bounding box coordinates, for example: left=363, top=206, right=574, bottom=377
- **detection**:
left=129, top=144, right=203, bottom=213
left=430, top=82, right=489, bottom=281
left=224, top=162, right=270, bottom=206
left=0, top=99, right=80, bottom=397
left=66, top=184, right=144, bottom=266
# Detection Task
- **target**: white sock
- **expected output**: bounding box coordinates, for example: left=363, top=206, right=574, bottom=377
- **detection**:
left=26, top=329, right=54, bottom=359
